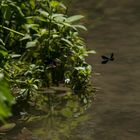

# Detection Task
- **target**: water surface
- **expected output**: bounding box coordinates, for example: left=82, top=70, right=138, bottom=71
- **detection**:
left=67, top=0, right=140, bottom=140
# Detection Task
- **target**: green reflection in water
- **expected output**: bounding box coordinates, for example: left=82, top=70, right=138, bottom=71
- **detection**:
left=1, top=86, right=93, bottom=140
left=30, top=114, right=90, bottom=140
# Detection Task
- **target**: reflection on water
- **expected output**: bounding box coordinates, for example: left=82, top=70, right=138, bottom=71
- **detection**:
left=4, top=114, right=90, bottom=140
left=0, top=87, right=92, bottom=140
left=1, top=0, right=140, bottom=139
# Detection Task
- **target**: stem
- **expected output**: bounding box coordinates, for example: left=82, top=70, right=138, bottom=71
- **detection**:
left=0, top=25, right=24, bottom=36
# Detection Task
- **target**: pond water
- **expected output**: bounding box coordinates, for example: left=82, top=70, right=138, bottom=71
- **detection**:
left=67, top=0, right=140, bottom=140
left=1, top=0, right=140, bottom=140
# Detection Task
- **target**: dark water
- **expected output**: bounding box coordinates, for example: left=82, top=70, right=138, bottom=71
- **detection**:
left=67, top=0, right=140, bottom=140
left=1, top=0, right=140, bottom=140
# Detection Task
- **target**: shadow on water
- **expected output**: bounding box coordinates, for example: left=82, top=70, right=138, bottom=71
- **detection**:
left=1, top=0, right=140, bottom=139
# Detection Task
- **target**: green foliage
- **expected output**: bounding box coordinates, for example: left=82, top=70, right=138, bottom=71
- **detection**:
left=0, top=36, right=14, bottom=121
left=0, top=0, right=95, bottom=118
left=0, top=73, right=14, bottom=121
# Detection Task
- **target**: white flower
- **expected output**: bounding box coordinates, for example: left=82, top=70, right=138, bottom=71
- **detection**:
left=65, top=78, right=70, bottom=84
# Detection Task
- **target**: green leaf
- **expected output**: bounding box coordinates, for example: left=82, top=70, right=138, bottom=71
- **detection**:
left=24, top=24, right=39, bottom=33
left=66, top=15, right=84, bottom=23
left=60, top=3, right=67, bottom=10
left=74, top=67, right=85, bottom=71
left=38, top=9, right=49, bottom=18
left=32, top=84, right=38, bottom=90
left=0, top=39, right=5, bottom=46
left=9, top=3, right=24, bottom=17
left=20, top=34, right=31, bottom=41
left=9, top=54, right=21, bottom=58
left=0, top=50, right=8, bottom=56
left=52, top=14, right=66, bottom=22
left=61, top=38, right=73, bottom=46
left=87, top=50, right=96, bottom=54
left=83, top=98, right=88, bottom=104
left=1, top=5, right=11, bottom=21
left=29, top=0, right=35, bottom=9
left=50, top=1, right=60, bottom=8
left=26, top=40, right=37, bottom=48
left=0, top=73, right=14, bottom=121
left=73, top=25, right=87, bottom=31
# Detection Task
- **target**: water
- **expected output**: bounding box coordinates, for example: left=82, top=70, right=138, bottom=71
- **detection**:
left=67, top=0, right=140, bottom=140
left=1, top=0, right=140, bottom=139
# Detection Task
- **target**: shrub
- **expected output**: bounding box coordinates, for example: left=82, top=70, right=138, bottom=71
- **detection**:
left=0, top=0, right=95, bottom=118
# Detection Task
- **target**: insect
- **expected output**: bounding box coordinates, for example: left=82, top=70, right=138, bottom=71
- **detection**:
left=101, top=53, right=114, bottom=64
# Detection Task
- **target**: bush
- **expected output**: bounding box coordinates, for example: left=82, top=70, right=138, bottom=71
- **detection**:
left=0, top=0, right=95, bottom=118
